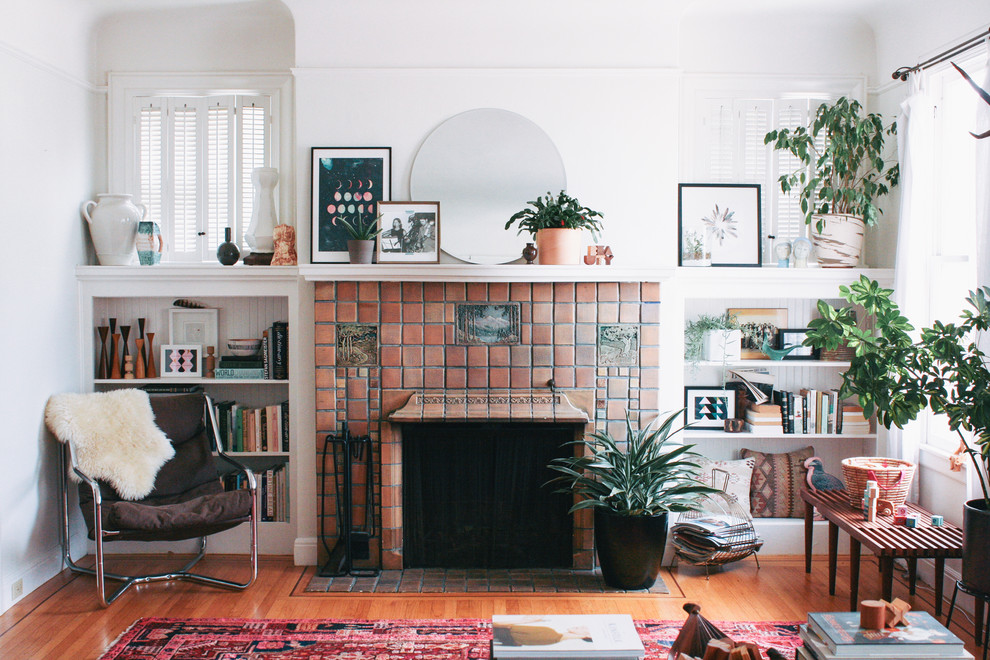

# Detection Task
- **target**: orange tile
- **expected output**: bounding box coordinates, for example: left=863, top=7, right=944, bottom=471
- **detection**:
left=314, top=324, right=336, bottom=346
left=510, top=345, right=531, bottom=366
left=532, top=367, right=553, bottom=388
left=401, top=346, right=423, bottom=367
left=640, top=346, right=659, bottom=367
left=619, top=302, right=640, bottom=323
left=314, top=302, right=336, bottom=323
left=552, top=367, right=575, bottom=388
left=489, top=282, right=509, bottom=301
left=575, top=282, right=596, bottom=303
left=510, top=368, right=531, bottom=389
left=576, top=303, right=596, bottom=323
left=401, top=282, right=423, bottom=301
left=606, top=400, right=626, bottom=420
left=489, top=345, right=510, bottom=366
left=619, top=282, right=640, bottom=302
left=402, top=368, right=424, bottom=388
left=424, top=345, right=444, bottom=366
left=642, top=281, right=661, bottom=302
left=597, top=303, right=619, bottom=323
left=402, top=303, right=424, bottom=323
left=467, top=368, right=488, bottom=388
left=380, top=323, right=401, bottom=345
left=381, top=281, right=401, bottom=301
left=315, top=345, right=335, bottom=368
left=446, top=368, right=466, bottom=388
left=315, top=389, right=335, bottom=411
left=380, top=302, right=401, bottom=323
left=424, top=368, right=445, bottom=388
left=641, top=324, right=660, bottom=347
left=424, top=302, right=444, bottom=323
left=554, top=303, right=575, bottom=324
left=445, top=282, right=466, bottom=301
left=467, top=345, right=488, bottom=367
left=382, top=368, right=401, bottom=389
left=401, top=324, right=423, bottom=345
left=641, top=368, right=659, bottom=388
left=532, top=324, right=553, bottom=345
left=446, top=346, right=466, bottom=367
left=510, top=282, right=531, bottom=301
left=467, top=282, right=488, bottom=301
left=424, top=324, right=445, bottom=345
left=337, top=282, right=358, bottom=301
left=531, top=303, right=552, bottom=324
left=576, top=367, right=596, bottom=388
left=575, top=345, right=596, bottom=366
left=642, top=302, right=660, bottom=324
left=314, top=282, right=334, bottom=302
left=336, top=302, right=357, bottom=322
left=490, top=368, right=510, bottom=388
left=554, top=345, right=575, bottom=366
left=532, top=282, right=553, bottom=301
left=576, top=323, right=597, bottom=345
left=347, top=400, right=369, bottom=421
left=554, top=283, right=575, bottom=302
left=358, top=302, right=379, bottom=323
left=315, top=368, right=334, bottom=388
left=423, top=282, right=445, bottom=301
left=381, top=346, right=401, bottom=367
left=597, top=282, right=619, bottom=301
left=554, top=325, right=575, bottom=345
left=519, top=324, right=531, bottom=344
left=639, top=388, right=659, bottom=410
left=533, top=345, right=553, bottom=366
left=359, top=281, right=379, bottom=301
left=347, top=378, right=368, bottom=399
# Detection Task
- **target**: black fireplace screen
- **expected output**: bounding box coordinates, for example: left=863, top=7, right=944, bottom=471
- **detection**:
left=402, top=422, right=574, bottom=569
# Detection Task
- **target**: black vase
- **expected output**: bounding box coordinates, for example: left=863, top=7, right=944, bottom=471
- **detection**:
left=963, top=499, right=990, bottom=594
left=594, top=508, right=669, bottom=590
left=217, top=227, right=240, bottom=266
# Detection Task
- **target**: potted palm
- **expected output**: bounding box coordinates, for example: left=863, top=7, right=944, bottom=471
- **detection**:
left=764, top=97, right=899, bottom=267
left=338, top=214, right=383, bottom=264
left=546, top=410, right=715, bottom=589
left=505, top=190, right=603, bottom=265
left=804, top=276, right=990, bottom=593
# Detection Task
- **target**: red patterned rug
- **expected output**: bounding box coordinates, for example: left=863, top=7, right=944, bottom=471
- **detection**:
left=100, top=617, right=802, bottom=659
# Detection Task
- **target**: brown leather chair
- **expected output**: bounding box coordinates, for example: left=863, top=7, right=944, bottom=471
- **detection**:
left=58, top=391, right=258, bottom=605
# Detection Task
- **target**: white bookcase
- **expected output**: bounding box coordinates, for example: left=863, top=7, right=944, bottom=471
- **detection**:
left=76, top=265, right=315, bottom=560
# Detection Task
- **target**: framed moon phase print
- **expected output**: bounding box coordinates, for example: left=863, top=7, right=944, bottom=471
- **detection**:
left=678, top=183, right=762, bottom=267
left=311, top=147, right=391, bottom=263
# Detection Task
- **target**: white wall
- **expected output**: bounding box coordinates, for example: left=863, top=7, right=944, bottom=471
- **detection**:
left=0, top=9, right=102, bottom=611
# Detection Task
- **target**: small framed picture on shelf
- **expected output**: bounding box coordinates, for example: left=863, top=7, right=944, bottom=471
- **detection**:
left=168, top=308, right=217, bottom=350
left=777, top=328, right=819, bottom=360
left=684, top=386, right=736, bottom=429
left=160, top=344, right=203, bottom=377
left=376, top=201, right=440, bottom=263
left=311, top=147, right=392, bottom=263
left=678, top=183, right=762, bottom=267
left=728, top=307, right=788, bottom=359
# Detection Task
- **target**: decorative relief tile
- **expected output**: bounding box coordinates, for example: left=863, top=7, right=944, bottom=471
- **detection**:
left=336, top=323, right=378, bottom=367
left=597, top=324, right=640, bottom=367
left=455, top=303, right=521, bottom=345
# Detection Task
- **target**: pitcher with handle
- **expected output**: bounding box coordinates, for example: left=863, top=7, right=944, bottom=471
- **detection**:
left=81, top=194, right=146, bottom=265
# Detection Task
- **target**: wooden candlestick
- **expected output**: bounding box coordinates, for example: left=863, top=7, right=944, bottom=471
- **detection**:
left=97, top=326, right=109, bottom=379
left=146, top=332, right=157, bottom=378
left=123, top=355, right=134, bottom=379
left=135, top=338, right=146, bottom=379
left=119, top=325, right=131, bottom=376
left=110, top=334, right=122, bottom=379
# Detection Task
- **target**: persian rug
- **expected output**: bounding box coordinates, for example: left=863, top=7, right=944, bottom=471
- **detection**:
left=100, top=617, right=803, bottom=659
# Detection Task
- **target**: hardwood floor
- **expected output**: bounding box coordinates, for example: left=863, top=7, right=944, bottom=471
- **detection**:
left=0, top=554, right=982, bottom=658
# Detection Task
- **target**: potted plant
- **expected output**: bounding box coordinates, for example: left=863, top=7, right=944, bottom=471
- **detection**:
left=338, top=214, right=383, bottom=264
left=764, top=97, right=899, bottom=267
left=546, top=411, right=715, bottom=589
left=804, top=276, right=990, bottom=592
left=685, top=313, right=742, bottom=365
left=505, top=190, right=603, bottom=265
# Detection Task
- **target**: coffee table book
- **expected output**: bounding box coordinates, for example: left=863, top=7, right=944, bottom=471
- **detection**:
left=803, top=611, right=968, bottom=658
left=491, top=614, right=644, bottom=659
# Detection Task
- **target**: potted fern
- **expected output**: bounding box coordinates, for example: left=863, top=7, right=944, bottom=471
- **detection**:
left=338, top=214, right=383, bottom=264
left=505, top=190, right=603, bottom=265
left=685, top=313, right=742, bottom=365
left=764, top=97, right=899, bottom=267
left=546, top=411, right=714, bottom=589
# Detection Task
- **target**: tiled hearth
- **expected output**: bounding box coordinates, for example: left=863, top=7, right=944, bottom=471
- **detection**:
left=314, top=280, right=662, bottom=570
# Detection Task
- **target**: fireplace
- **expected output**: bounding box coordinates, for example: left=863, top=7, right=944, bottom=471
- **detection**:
left=401, top=421, right=575, bottom=568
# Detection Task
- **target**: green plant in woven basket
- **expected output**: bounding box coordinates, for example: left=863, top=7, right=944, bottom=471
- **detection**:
left=805, top=275, right=990, bottom=505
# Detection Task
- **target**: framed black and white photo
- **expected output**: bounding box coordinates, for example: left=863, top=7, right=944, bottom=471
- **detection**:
left=678, top=183, right=762, bottom=267
left=777, top=328, right=819, bottom=360
left=160, top=344, right=202, bottom=378
left=684, top=386, right=736, bottom=428
left=311, top=147, right=391, bottom=263
left=376, top=201, right=440, bottom=263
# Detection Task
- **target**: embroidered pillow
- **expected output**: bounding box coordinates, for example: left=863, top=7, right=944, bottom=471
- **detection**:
left=694, top=457, right=756, bottom=508
left=740, top=446, right=815, bottom=518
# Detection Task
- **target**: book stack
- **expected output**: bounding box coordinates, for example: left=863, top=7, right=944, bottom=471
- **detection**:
left=212, top=400, right=289, bottom=453
left=222, top=463, right=289, bottom=522
left=491, top=614, right=644, bottom=659
left=839, top=404, right=871, bottom=435
left=798, top=611, right=973, bottom=659
left=214, top=321, right=288, bottom=380
left=214, top=355, right=265, bottom=380
left=744, top=403, right=784, bottom=434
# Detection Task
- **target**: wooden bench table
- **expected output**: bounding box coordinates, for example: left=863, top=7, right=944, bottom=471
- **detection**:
left=801, top=487, right=963, bottom=614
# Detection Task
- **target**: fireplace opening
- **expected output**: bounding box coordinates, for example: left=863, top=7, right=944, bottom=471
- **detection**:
left=401, top=422, right=575, bottom=569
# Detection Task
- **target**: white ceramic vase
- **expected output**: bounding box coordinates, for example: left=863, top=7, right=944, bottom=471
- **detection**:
left=246, top=167, right=278, bottom=253
left=810, top=213, right=865, bottom=267
left=81, top=194, right=147, bottom=265
left=702, top=328, right=742, bottom=362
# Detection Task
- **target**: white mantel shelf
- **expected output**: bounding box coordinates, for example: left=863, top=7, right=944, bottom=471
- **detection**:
left=299, top=263, right=673, bottom=283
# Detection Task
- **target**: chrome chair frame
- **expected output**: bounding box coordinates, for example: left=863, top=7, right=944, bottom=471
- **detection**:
left=59, top=394, right=258, bottom=606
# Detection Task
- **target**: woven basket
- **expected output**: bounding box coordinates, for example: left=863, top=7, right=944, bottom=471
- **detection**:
left=841, top=457, right=915, bottom=508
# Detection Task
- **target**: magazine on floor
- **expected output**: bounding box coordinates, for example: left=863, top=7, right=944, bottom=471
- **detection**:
left=491, top=614, right=644, bottom=659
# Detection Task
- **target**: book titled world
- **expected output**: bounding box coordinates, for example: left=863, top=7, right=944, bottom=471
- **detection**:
left=807, top=611, right=966, bottom=657
left=491, top=614, right=644, bottom=659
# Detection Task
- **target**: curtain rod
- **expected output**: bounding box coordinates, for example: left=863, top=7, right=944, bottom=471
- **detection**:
left=892, top=27, right=990, bottom=81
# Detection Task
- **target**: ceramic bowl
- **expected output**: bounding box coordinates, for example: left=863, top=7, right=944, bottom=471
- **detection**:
left=227, top=338, right=262, bottom=357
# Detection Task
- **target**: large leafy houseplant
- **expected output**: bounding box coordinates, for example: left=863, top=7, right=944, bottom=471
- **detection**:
left=505, top=190, right=603, bottom=239
left=764, top=97, right=899, bottom=233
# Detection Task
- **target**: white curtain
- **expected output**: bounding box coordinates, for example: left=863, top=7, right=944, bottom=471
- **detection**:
left=892, top=74, right=936, bottom=500
left=977, top=55, right=990, bottom=290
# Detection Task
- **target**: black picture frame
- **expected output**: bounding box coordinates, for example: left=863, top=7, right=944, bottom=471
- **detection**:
left=778, top=328, right=819, bottom=360
left=684, top=386, right=736, bottom=428
left=678, top=183, right=762, bottom=267
left=311, top=147, right=391, bottom=263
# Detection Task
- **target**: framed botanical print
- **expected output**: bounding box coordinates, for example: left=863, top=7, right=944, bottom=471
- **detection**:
left=678, top=183, right=762, bottom=267
left=311, top=147, right=391, bottom=263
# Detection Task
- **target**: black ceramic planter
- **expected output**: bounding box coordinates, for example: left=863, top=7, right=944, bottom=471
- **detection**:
left=963, top=499, right=990, bottom=594
left=594, top=508, right=669, bottom=590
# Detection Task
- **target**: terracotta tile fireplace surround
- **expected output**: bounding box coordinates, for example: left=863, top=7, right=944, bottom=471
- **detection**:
left=315, top=280, right=661, bottom=570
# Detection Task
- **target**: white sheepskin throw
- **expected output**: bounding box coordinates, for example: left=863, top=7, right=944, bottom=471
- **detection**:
left=45, top=389, right=174, bottom=500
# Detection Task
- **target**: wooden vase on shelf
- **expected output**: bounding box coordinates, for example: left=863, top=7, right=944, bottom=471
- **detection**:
left=110, top=333, right=122, bottom=379
left=145, top=332, right=157, bottom=378
left=119, top=325, right=131, bottom=375
left=135, top=338, right=146, bottom=379
left=137, top=317, right=146, bottom=364
left=123, top=355, right=134, bottom=379
left=205, top=345, right=216, bottom=378
left=97, top=326, right=109, bottom=379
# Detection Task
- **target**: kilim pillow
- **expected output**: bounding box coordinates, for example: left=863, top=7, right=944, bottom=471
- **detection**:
left=740, top=446, right=814, bottom=518
left=694, top=457, right=756, bottom=508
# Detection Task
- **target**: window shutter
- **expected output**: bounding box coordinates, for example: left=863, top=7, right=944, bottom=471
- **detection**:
left=701, top=100, right=736, bottom=183
left=737, top=100, right=772, bottom=244
left=206, top=98, right=235, bottom=255
left=237, top=97, right=271, bottom=245
left=772, top=100, right=809, bottom=242
left=136, top=102, right=165, bottom=235
left=171, top=101, right=200, bottom=256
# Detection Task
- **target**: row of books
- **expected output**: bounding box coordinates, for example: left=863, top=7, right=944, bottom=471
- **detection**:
left=798, top=610, right=971, bottom=659
left=215, top=321, right=288, bottom=380
left=212, top=400, right=289, bottom=453
left=744, top=390, right=870, bottom=435
left=223, top=464, right=290, bottom=522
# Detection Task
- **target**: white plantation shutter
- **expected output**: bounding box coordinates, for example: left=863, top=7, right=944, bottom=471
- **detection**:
left=773, top=100, right=811, bottom=242
left=704, top=101, right=736, bottom=182
left=738, top=101, right=772, bottom=237
left=131, top=93, right=273, bottom=261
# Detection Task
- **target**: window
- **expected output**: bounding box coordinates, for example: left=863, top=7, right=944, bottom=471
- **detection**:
left=109, top=74, right=289, bottom=263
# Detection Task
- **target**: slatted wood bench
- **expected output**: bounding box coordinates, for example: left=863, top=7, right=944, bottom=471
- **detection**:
left=801, top=487, right=963, bottom=614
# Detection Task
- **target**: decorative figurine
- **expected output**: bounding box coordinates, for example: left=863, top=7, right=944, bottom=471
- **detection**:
left=792, top=237, right=813, bottom=268
left=522, top=242, right=538, bottom=264
left=774, top=240, right=792, bottom=267
left=804, top=456, right=844, bottom=492
left=271, top=224, right=298, bottom=266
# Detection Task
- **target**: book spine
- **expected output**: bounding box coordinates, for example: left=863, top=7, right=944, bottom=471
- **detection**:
left=281, top=400, right=290, bottom=452
left=272, top=321, right=288, bottom=380
left=214, top=368, right=266, bottom=379
left=787, top=391, right=795, bottom=434
left=262, top=329, right=270, bottom=379
left=259, top=407, right=268, bottom=452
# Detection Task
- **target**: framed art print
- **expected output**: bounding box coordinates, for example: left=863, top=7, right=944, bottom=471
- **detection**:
left=684, top=386, right=736, bottom=428
left=311, top=147, right=391, bottom=263
left=678, top=183, right=762, bottom=267
left=777, top=328, right=819, bottom=360
left=168, top=308, right=218, bottom=351
left=376, top=201, right=440, bottom=263
left=728, top=307, right=788, bottom=359
left=160, top=344, right=202, bottom=377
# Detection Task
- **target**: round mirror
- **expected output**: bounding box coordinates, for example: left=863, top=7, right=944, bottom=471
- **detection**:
left=410, top=108, right=566, bottom=264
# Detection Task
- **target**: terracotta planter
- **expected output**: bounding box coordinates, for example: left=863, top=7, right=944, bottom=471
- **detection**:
left=347, top=240, right=375, bottom=264
left=535, top=228, right=581, bottom=265
left=963, top=499, right=990, bottom=594
left=810, top=213, right=865, bottom=267
left=594, top=508, right=668, bottom=590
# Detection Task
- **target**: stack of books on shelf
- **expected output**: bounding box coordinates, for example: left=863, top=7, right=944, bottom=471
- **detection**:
left=491, top=614, right=644, bottom=659
left=798, top=611, right=972, bottom=660
left=214, top=321, right=288, bottom=380
left=744, top=402, right=784, bottom=434
left=212, top=400, right=289, bottom=453
left=223, top=463, right=289, bottom=522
